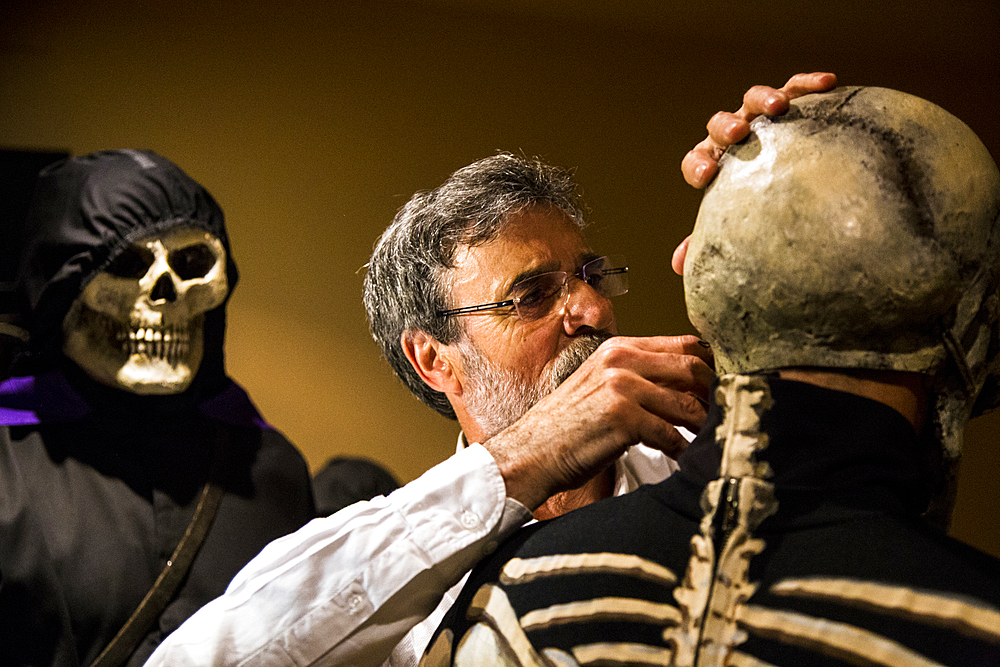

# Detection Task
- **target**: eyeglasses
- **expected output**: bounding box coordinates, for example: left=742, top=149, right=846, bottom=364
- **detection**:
left=436, top=255, right=628, bottom=322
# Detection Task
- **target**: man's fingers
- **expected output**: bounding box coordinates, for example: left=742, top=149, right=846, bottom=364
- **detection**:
left=681, top=138, right=722, bottom=188
left=706, top=111, right=752, bottom=146
left=600, top=335, right=714, bottom=367
left=631, top=395, right=702, bottom=458
left=682, top=102, right=761, bottom=188
left=738, top=85, right=790, bottom=119
left=639, top=422, right=691, bottom=460
left=650, top=382, right=708, bottom=432
left=780, top=71, right=837, bottom=98
left=682, top=73, right=838, bottom=190
left=598, top=340, right=715, bottom=402
left=585, top=342, right=714, bottom=420
left=671, top=235, right=690, bottom=276
left=738, top=73, right=838, bottom=120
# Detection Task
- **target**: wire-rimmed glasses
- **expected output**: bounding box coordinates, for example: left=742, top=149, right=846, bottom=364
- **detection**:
left=436, top=255, right=628, bottom=322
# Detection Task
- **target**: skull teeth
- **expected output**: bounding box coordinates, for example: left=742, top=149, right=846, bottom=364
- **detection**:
left=116, top=326, right=191, bottom=365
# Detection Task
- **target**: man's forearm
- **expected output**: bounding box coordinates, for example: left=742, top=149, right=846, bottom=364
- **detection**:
left=145, top=444, right=530, bottom=667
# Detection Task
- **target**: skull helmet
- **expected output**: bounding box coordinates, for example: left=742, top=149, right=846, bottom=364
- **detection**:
left=61, top=226, right=228, bottom=394
left=16, top=149, right=238, bottom=396
left=684, top=86, right=1000, bottom=515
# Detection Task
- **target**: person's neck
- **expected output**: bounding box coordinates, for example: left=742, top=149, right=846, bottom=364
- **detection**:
left=777, top=368, right=927, bottom=431
left=532, top=465, right=615, bottom=521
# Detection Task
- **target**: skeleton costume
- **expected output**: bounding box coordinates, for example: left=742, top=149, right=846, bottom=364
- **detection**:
left=0, top=150, right=314, bottom=667
left=421, top=88, right=1000, bottom=666
left=422, top=376, right=1000, bottom=666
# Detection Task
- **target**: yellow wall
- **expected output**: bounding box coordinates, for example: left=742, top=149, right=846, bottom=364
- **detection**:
left=2, top=0, right=998, bottom=556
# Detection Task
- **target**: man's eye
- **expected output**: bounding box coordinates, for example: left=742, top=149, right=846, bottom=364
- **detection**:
left=513, top=275, right=563, bottom=305
left=516, top=287, right=548, bottom=307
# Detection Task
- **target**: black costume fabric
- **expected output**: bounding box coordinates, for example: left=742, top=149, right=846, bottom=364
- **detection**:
left=424, top=376, right=1000, bottom=666
left=0, top=150, right=315, bottom=666
left=312, top=456, right=401, bottom=517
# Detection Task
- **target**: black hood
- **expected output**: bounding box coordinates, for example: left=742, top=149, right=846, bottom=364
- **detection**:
left=14, top=149, right=239, bottom=396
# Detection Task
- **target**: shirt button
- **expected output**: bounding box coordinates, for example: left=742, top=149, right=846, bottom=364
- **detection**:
left=460, top=510, right=479, bottom=529
left=347, top=594, right=364, bottom=614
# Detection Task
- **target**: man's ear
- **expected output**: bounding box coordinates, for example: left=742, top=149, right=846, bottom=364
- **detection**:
left=401, top=330, right=462, bottom=395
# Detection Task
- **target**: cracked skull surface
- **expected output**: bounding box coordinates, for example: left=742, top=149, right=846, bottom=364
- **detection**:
left=62, top=226, right=229, bottom=394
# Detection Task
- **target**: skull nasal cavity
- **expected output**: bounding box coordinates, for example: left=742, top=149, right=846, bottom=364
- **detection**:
left=151, top=274, right=178, bottom=302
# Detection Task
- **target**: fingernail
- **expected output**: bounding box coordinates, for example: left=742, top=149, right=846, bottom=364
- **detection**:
left=694, top=163, right=707, bottom=182
left=698, top=339, right=711, bottom=348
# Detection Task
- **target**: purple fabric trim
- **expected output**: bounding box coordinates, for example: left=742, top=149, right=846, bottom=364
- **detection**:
left=0, top=371, right=271, bottom=428
left=0, top=372, right=91, bottom=424
left=198, top=382, right=273, bottom=430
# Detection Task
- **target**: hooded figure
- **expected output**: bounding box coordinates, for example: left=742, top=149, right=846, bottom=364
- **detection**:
left=0, top=150, right=314, bottom=666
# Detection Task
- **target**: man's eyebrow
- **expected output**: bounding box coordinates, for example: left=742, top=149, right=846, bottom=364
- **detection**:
left=504, top=253, right=601, bottom=294
left=507, top=261, right=562, bottom=292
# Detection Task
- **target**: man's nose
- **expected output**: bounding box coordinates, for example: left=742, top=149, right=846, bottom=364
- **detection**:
left=561, top=279, right=615, bottom=334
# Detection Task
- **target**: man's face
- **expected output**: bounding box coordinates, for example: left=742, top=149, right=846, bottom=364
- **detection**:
left=445, top=205, right=618, bottom=438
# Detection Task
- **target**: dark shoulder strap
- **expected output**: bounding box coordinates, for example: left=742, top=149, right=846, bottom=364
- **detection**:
left=89, top=431, right=227, bottom=667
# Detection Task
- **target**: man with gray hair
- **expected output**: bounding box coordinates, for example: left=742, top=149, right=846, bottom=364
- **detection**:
left=146, top=73, right=836, bottom=667
left=362, top=152, right=710, bottom=520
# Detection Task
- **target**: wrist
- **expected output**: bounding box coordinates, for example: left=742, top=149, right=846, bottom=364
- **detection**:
left=481, top=426, right=554, bottom=512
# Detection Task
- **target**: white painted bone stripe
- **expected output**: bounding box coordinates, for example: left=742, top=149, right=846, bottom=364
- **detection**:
left=771, top=577, right=1000, bottom=643
left=500, top=553, right=678, bottom=586
left=519, top=597, right=682, bottom=631
left=738, top=605, right=947, bottom=667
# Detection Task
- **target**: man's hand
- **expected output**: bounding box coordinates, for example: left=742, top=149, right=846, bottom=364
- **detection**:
left=482, top=335, right=713, bottom=512
left=681, top=72, right=837, bottom=189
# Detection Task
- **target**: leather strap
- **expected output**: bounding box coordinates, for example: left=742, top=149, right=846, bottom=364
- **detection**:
left=90, top=449, right=226, bottom=667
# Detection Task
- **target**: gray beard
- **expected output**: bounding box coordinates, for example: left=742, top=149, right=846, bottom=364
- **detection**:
left=460, top=331, right=613, bottom=440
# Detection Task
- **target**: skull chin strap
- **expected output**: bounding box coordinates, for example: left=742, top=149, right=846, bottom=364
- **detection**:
left=922, top=268, right=1000, bottom=528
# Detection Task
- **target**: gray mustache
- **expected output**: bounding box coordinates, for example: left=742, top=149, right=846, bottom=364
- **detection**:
left=550, top=331, right=615, bottom=390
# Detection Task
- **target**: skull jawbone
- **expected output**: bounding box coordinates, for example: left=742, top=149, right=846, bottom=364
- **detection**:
left=61, top=300, right=206, bottom=395
left=116, top=354, right=198, bottom=395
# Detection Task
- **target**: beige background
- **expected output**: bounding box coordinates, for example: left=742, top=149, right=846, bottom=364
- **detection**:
left=2, top=0, right=998, bottom=557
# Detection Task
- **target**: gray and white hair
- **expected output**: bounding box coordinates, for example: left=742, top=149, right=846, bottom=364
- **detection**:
left=362, top=152, right=588, bottom=418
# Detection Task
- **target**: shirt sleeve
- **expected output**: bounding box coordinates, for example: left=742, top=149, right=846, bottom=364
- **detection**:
left=144, top=443, right=532, bottom=667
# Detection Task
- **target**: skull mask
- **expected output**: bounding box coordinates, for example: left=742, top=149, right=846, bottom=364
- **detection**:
left=61, top=226, right=229, bottom=394
left=684, top=87, right=1000, bottom=522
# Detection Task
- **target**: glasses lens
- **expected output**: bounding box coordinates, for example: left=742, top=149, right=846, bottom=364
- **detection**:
left=511, top=272, right=568, bottom=321
left=582, top=255, right=628, bottom=298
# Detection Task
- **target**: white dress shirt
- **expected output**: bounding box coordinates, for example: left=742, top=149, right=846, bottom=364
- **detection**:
left=146, top=437, right=682, bottom=667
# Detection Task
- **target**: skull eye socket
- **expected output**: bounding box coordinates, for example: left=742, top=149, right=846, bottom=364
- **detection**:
left=106, top=246, right=155, bottom=279
left=169, top=243, right=218, bottom=280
